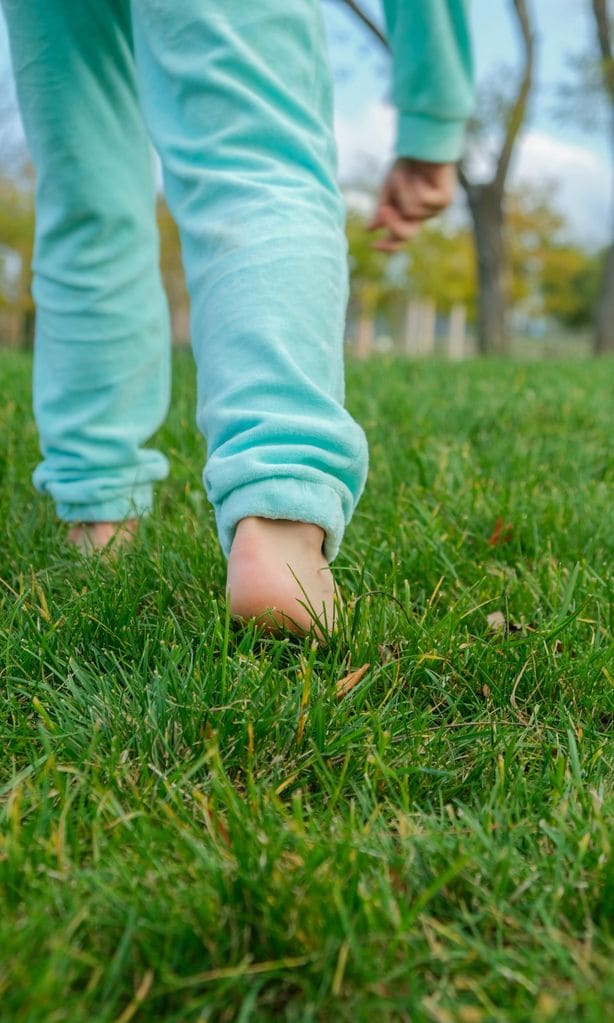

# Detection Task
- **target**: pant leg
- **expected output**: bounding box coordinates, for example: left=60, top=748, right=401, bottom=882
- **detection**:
left=130, top=0, right=368, bottom=561
left=2, top=0, right=170, bottom=522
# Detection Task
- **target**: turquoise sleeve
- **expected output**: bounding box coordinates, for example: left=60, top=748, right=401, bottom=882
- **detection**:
left=381, top=0, right=474, bottom=162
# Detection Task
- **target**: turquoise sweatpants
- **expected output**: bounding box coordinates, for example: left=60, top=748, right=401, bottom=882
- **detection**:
left=2, top=0, right=368, bottom=560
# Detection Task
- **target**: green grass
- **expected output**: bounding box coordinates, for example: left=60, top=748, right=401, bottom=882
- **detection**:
left=1, top=351, right=613, bottom=1023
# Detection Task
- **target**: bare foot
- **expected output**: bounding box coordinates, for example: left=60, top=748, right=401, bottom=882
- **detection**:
left=67, top=519, right=139, bottom=554
left=227, top=517, right=337, bottom=636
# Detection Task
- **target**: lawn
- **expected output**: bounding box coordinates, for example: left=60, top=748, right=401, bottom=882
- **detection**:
left=1, top=350, right=613, bottom=1023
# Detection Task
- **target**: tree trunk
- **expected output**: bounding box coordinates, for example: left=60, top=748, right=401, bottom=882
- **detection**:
left=355, top=311, right=374, bottom=359
left=589, top=1, right=614, bottom=354
left=466, top=183, right=507, bottom=355
left=403, top=300, right=420, bottom=355
left=458, top=0, right=534, bottom=355
left=447, top=303, right=467, bottom=360
left=20, top=306, right=35, bottom=349
left=593, top=131, right=614, bottom=355
left=335, top=0, right=534, bottom=358
left=419, top=298, right=437, bottom=356
left=595, top=241, right=614, bottom=353
left=18, top=255, right=35, bottom=349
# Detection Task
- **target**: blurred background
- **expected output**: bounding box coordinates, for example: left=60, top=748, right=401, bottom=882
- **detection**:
left=0, top=0, right=612, bottom=358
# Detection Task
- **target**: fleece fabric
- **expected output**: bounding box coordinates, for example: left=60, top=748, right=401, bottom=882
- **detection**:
left=2, top=0, right=472, bottom=559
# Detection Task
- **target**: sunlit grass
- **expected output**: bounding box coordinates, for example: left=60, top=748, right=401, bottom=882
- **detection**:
left=1, top=350, right=612, bottom=1022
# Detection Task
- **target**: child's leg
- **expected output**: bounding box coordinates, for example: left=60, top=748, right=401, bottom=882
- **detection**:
left=2, top=0, right=170, bottom=532
left=130, top=0, right=368, bottom=628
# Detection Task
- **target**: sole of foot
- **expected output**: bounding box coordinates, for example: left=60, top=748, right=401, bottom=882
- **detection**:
left=67, top=519, right=139, bottom=555
left=226, top=516, right=337, bottom=638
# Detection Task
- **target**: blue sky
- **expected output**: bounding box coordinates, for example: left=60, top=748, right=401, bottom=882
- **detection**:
left=324, top=0, right=610, bottom=246
left=1, top=1, right=610, bottom=245
left=323, top=0, right=608, bottom=156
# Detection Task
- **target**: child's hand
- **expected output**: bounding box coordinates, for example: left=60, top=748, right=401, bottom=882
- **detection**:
left=367, top=159, right=457, bottom=252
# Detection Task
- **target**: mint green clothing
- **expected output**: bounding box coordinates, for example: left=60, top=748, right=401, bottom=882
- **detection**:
left=2, top=0, right=472, bottom=560
left=383, top=0, right=473, bottom=161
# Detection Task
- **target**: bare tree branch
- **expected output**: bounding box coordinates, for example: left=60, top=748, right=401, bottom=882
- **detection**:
left=591, top=0, right=614, bottom=103
left=336, top=0, right=536, bottom=354
left=457, top=164, right=470, bottom=192
left=334, top=0, right=389, bottom=51
left=493, top=0, right=535, bottom=194
left=590, top=0, right=614, bottom=354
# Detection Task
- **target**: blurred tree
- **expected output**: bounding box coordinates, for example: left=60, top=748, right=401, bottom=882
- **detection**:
left=589, top=0, right=614, bottom=353
left=333, top=0, right=387, bottom=48
left=156, top=198, right=190, bottom=344
left=541, top=246, right=602, bottom=329
left=557, top=1, right=613, bottom=350
left=0, top=55, right=34, bottom=346
left=0, top=62, right=28, bottom=178
left=506, top=186, right=601, bottom=327
left=0, top=188, right=189, bottom=349
left=0, top=177, right=34, bottom=346
left=346, top=184, right=598, bottom=351
left=346, top=208, right=477, bottom=359
left=459, top=0, right=535, bottom=354
left=331, top=0, right=536, bottom=356
left=403, top=223, right=476, bottom=319
left=346, top=210, right=401, bottom=355
left=505, top=186, right=565, bottom=313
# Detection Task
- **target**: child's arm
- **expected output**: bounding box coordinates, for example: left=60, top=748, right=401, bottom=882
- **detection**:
left=383, top=0, right=473, bottom=163
left=368, top=0, right=474, bottom=251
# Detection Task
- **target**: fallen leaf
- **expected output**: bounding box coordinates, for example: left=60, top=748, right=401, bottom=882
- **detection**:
left=487, top=516, right=513, bottom=546
left=336, top=663, right=370, bottom=699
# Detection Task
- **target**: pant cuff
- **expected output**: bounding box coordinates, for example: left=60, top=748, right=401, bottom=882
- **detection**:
left=216, top=477, right=346, bottom=562
left=55, top=484, right=153, bottom=523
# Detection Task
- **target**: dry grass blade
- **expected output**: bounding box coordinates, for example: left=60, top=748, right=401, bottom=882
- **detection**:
left=113, top=971, right=154, bottom=1023
left=336, top=663, right=370, bottom=699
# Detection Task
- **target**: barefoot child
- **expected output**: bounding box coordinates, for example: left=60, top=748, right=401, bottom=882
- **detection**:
left=2, top=0, right=472, bottom=632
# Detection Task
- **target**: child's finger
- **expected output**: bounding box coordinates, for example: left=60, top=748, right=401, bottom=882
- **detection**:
left=371, top=204, right=421, bottom=242
left=367, top=176, right=395, bottom=230
left=393, top=161, right=457, bottom=216
left=366, top=209, right=387, bottom=231
left=371, top=222, right=422, bottom=251
left=390, top=179, right=448, bottom=221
